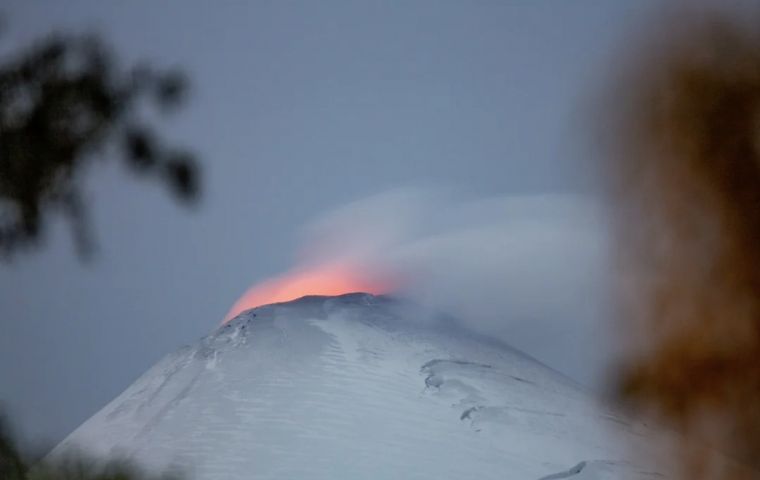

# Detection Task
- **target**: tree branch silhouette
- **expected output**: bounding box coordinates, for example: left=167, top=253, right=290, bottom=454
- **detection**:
left=0, top=32, right=200, bottom=260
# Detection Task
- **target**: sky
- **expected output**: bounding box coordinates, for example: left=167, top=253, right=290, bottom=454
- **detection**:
left=0, top=0, right=661, bottom=448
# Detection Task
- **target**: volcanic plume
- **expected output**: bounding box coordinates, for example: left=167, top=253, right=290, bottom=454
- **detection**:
left=223, top=189, right=609, bottom=387
left=224, top=261, right=395, bottom=322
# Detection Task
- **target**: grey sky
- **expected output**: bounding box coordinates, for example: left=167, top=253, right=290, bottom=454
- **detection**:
left=0, top=1, right=658, bottom=447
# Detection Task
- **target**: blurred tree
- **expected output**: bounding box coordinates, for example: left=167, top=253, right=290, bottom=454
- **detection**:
left=1, top=413, right=181, bottom=480
left=605, top=7, right=760, bottom=479
left=0, top=412, right=26, bottom=480
left=0, top=32, right=200, bottom=260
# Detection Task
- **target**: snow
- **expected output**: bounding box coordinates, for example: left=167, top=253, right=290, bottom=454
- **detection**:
left=51, top=293, right=668, bottom=479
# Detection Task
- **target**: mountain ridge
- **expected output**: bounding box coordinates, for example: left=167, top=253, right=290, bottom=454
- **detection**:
left=51, top=293, right=666, bottom=479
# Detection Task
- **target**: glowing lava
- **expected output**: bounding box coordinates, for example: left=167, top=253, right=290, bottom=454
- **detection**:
left=223, top=262, right=395, bottom=322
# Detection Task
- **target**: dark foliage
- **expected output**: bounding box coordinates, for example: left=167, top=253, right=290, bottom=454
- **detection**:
left=0, top=414, right=181, bottom=480
left=0, top=33, right=200, bottom=259
left=0, top=413, right=26, bottom=480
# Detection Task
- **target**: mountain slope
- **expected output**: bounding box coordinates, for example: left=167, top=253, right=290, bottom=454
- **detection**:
left=51, top=293, right=665, bottom=479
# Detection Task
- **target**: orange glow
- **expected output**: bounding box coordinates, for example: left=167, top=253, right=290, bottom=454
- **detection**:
left=223, top=262, right=395, bottom=322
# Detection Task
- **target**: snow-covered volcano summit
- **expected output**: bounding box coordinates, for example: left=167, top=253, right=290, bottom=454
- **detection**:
left=52, top=293, right=665, bottom=479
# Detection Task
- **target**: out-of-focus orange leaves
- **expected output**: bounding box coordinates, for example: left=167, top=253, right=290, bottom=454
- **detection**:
left=603, top=7, right=760, bottom=479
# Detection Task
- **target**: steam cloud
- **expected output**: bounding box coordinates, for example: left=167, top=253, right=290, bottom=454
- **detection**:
left=296, top=188, right=612, bottom=388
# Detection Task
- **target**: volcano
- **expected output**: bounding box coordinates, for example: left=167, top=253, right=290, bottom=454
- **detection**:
left=51, top=293, right=666, bottom=479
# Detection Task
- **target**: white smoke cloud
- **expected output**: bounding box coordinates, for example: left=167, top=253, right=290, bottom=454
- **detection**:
left=297, top=188, right=614, bottom=389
